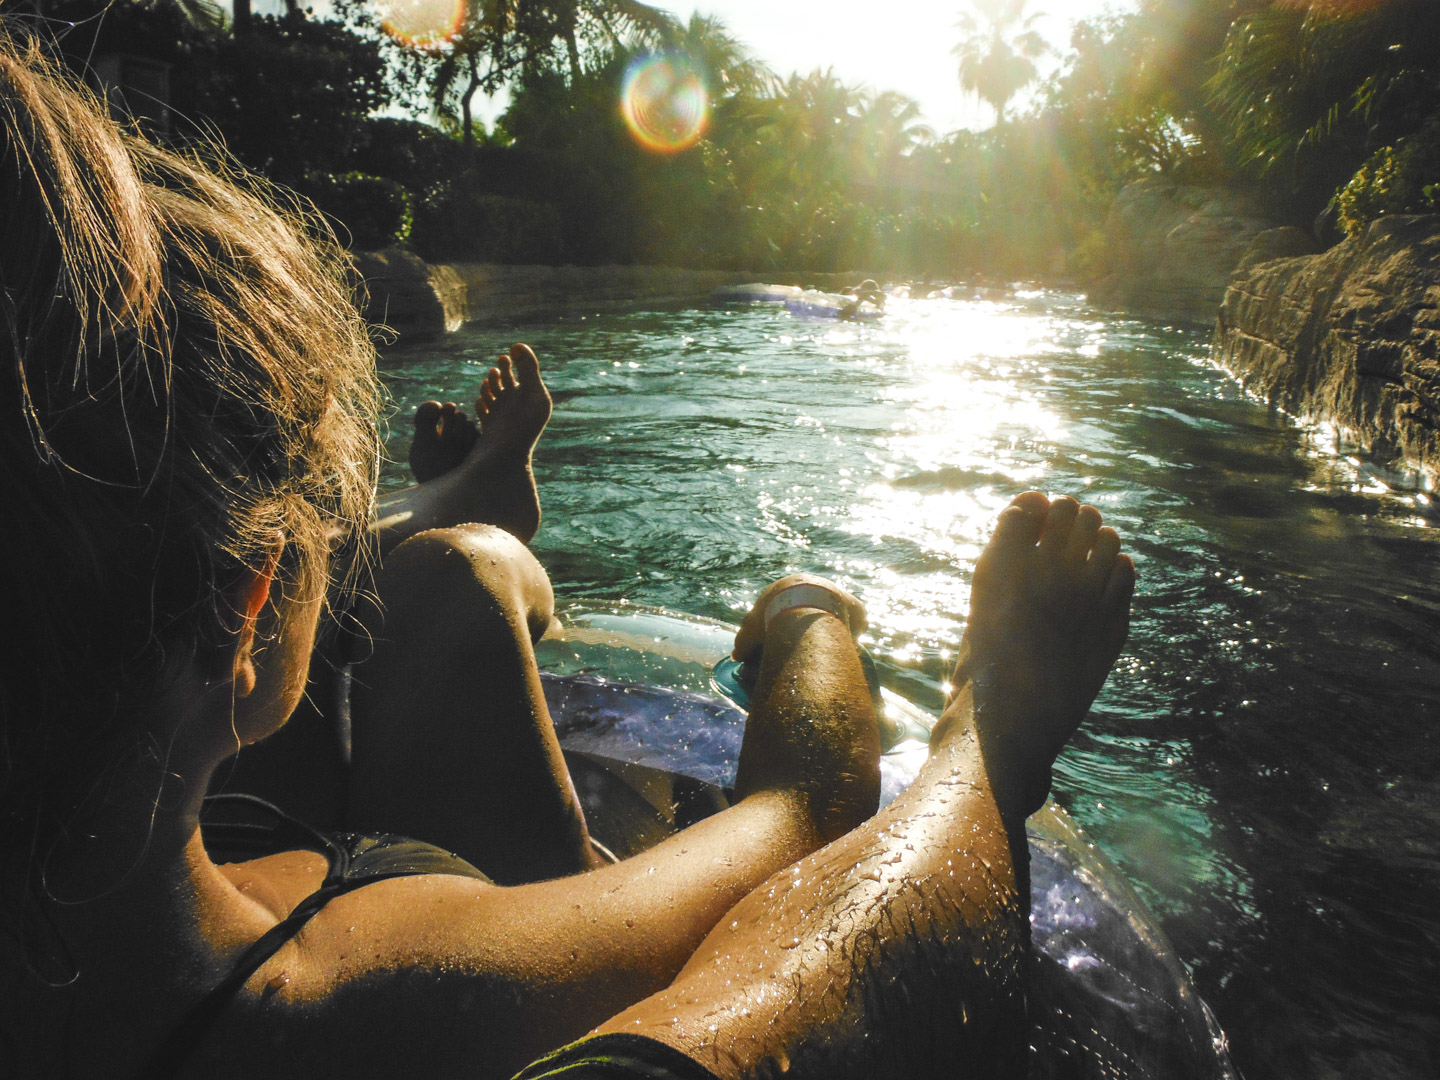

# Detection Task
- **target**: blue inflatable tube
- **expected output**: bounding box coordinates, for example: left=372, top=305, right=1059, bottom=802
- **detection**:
left=535, top=604, right=1240, bottom=1080
left=784, top=289, right=884, bottom=321
left=712, top=282, right=804, bottom=303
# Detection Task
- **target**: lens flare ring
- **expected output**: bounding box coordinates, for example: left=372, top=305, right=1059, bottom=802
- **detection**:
left=621, top=54, right=710, bottom=154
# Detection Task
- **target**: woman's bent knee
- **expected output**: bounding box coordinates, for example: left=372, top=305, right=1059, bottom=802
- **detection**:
left=372, top=524, right=555, bottom=642
left=387, top=523, right=535, bottom=572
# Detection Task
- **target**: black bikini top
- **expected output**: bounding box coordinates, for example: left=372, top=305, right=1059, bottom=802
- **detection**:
left=135, top=794, right=491, bottom=1080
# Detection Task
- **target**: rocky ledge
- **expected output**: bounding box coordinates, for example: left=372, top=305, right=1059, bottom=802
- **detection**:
left=1088, top=177, right=1301, bottom=326
left=1213, top=214, right=1440, bottom=484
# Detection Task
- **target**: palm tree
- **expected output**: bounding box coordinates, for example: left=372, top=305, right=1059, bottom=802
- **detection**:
left=1208, top=0, right=1440, bottom=174
left=859, top=90, right=934, bottom=158
left=665, top=13, right=770, bottom=100
left=952, top=0, right=1050, bottom=126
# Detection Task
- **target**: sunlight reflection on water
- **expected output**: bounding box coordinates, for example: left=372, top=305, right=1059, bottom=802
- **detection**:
left=384, top=287, right=1440, bottom=1080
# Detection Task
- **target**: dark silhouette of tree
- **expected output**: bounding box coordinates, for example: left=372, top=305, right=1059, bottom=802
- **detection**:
left=952, top=0, right=1050, bottom=125
left=426, top=0, right=672, bottom=146
left=1208, top=0, right=1440, bottom=188
left=665, top=12, right=770, bottom=99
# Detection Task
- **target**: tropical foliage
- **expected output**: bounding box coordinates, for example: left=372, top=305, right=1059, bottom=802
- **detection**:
left=418, top=0, right=671, bottom=144
left=1208, top=0, right=1440, bottom=211
left=18, top=0, right=1440, bottom=278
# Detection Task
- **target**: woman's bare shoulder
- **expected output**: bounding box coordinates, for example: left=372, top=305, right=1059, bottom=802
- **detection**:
left=205, top=872, right=586, bottom=1080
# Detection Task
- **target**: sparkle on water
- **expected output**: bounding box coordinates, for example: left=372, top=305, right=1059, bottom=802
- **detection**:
left=382, top=290, right=1440, bottom=1080
left=620, top=53, right=709, bottom=154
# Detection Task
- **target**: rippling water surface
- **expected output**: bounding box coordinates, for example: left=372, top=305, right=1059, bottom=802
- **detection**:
left=384, top=291, right=1440, bottom=1080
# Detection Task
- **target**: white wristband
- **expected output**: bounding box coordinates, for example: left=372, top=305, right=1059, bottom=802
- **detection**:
left=763, top=582, right=851, bottom=632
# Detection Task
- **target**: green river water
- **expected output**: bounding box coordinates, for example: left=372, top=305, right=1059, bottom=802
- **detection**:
left=381, top=289, right=1440, bottom=1080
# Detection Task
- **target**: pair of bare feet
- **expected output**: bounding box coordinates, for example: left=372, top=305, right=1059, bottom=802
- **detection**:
left=405, top=345, right=1135, bottom=823
left=406, top=342, right=552, bottom=545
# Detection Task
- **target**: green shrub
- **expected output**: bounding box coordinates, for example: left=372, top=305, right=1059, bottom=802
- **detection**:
left=1062, top=226, right=1111, bottom=282
left=1335, top=121, right=1440, bottom=238
left=303, top=172, right=415, bottom=250
left=352, top=118, right=466, bottom=194
left=411, top=191, right=564, bottom=264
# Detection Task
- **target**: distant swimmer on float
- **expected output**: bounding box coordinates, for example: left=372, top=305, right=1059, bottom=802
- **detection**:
left=841, top=278, right=887, bottom=320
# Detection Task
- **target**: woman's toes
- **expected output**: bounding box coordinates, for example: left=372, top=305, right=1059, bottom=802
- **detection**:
left=480, top=380, right=498, bottom=416
left=497, top=353, right=518, bottom=390
left=439, top=400, right=460, bottom=430
left=992, top=493, right=1049, bottom=548
left=1038, top=495, right=1081, bottom=554
left=975, top=497, right=1048, bottom=586
left=1066, top=504, right=1102, bottom=565
left=1102, top=552, right=1136, bottom=613
left=509, top=342, right=541, bottom=385
left=1008, top=489, right=1050, bottom=520
left=1086, top=527, right=1121, bottom=589
left=413, top=400, right=442, bottom=437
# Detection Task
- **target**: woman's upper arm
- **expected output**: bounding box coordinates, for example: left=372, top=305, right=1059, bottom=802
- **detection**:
left=262, top=791, right=820, bottom=1077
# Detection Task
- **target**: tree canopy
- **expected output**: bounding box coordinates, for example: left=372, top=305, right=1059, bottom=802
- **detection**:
left=19, top=0, right=1437, bottom=277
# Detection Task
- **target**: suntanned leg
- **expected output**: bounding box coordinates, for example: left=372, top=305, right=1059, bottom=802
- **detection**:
left=346, top=523, right=603, bottom=884
left=375, top=343, right=551, bottom=553
left=598, top=492, right=1135, bottom=1080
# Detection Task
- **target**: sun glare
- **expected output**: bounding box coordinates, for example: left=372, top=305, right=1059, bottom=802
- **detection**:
left=830, top=301, right=1072, bottom=656
left=377, top=0, right=467, bottom=50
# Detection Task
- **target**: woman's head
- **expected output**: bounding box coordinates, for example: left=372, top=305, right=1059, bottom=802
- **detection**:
left=0, top=28, right=380, bottom=872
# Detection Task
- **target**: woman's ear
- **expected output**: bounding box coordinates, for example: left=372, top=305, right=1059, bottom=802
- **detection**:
left=230, top=536, right=284, bottom=698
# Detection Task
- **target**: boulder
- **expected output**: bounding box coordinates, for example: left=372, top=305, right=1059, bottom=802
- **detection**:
left=1213, top=214, right=1440, bottom=483
left=1090, top=178, right=1282, bottom=325
left=1236, top=227, right=1322, bottom=273
left=350, top=247, right=457, bottom=342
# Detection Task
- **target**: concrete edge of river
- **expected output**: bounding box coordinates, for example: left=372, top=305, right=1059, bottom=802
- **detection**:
left=355, top=222, right=1440, bottom=493
left=351, top=247, right=875, bottom=343
left=1212, top=213, right=1440, bottom=489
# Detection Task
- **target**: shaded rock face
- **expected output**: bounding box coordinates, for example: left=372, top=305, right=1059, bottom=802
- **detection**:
left=1213, top=214, right=1440, bottom=484
left=1235, top=227, right=1322, bottom=273
left=1090, top=178, right=1283, bottom=325
left=351, top=248, right=458, bottom=342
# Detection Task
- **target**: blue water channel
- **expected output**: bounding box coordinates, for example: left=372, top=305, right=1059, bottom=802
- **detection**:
left=381, top=290, right=1440, bottom=1080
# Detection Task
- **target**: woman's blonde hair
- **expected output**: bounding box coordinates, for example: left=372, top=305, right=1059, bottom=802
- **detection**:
left=0, top=26, right=381, bottom=888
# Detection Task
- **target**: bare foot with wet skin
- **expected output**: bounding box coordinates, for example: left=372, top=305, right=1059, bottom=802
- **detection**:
left=935, top=492, right=1135, bottom=820
left=401, top=343, right=552, bottom=543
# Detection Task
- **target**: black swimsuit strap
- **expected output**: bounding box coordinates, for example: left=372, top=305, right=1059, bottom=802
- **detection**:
left=133, top=795, right=469, bottom=1080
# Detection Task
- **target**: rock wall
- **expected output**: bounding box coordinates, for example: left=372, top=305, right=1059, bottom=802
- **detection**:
left=1089, top=178, right=1299, bottom=325
left=1213, top=214, right=1440, bottom=483
left=351, top=249, right=877, bottom=342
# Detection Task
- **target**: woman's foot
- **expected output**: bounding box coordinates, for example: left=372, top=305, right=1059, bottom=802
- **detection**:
left=936, top=492, right=1135, bottom=820
left=402, top=343, right=552, bottom=543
